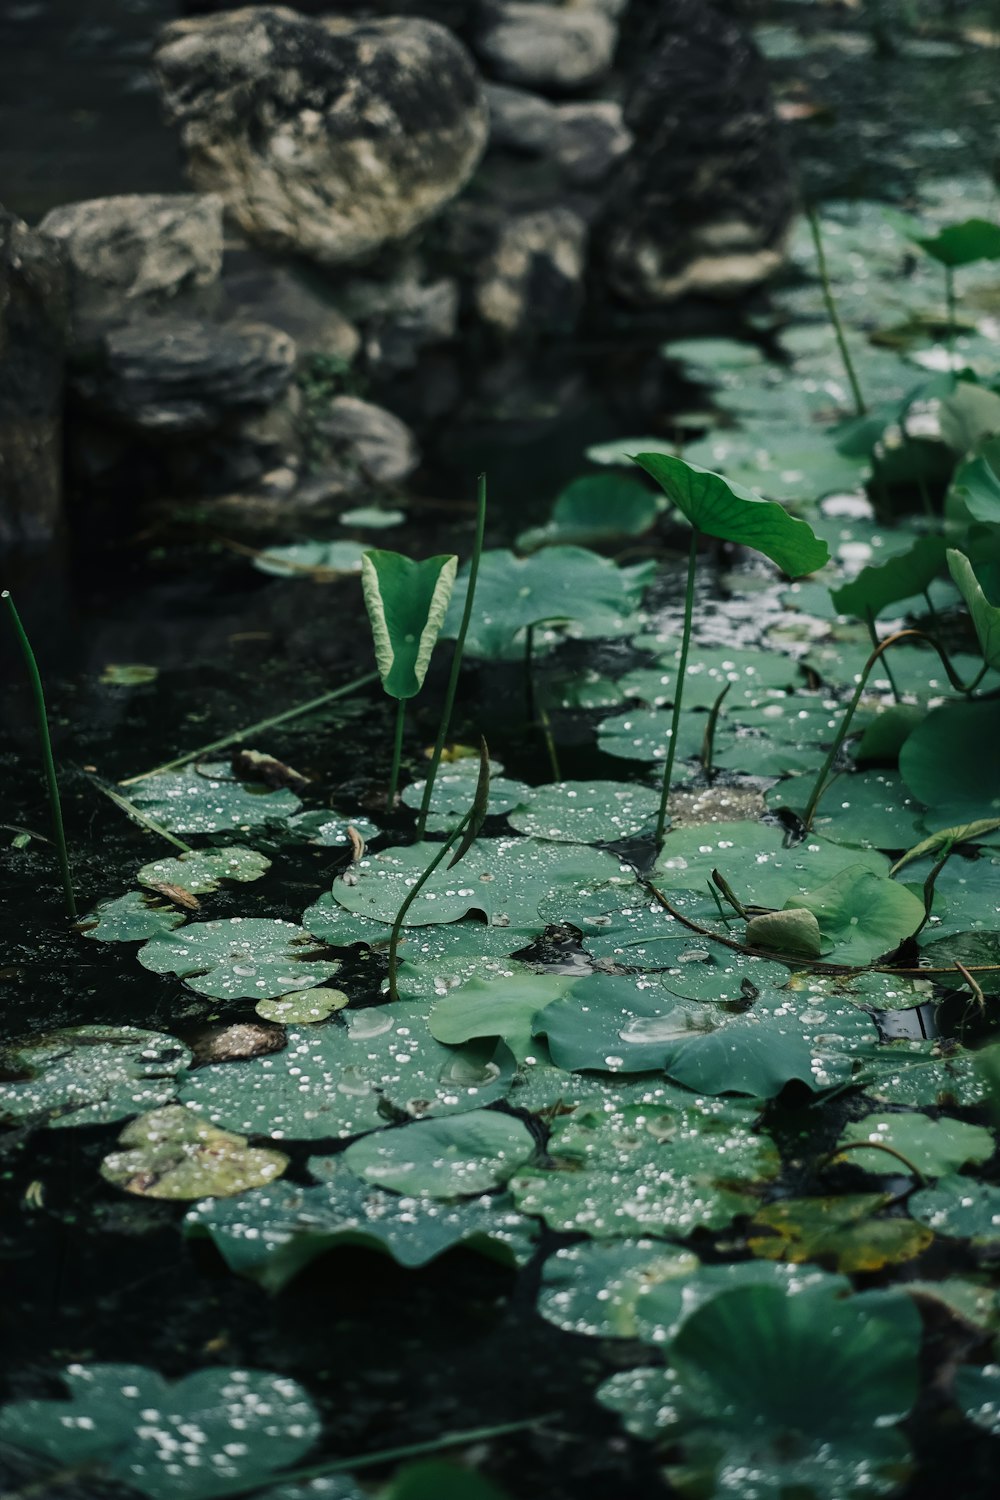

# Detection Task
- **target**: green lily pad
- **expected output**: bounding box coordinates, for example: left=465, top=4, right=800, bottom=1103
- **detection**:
left=177, top=1005, right=515, bottom=1141
left=901, top=698, right=1000, bottom=823
left=598, top=1283, right=922, bottom=1500
left=80, top=891, right=188, bottom=943
left=341, top=1110, right=535, bottom=1198
left=679, top=426, right=869, bottom=505
left=750, top=1193, right=934, bottom=1271
left=854, top=705, right=928, bottom=766
left=780, top=769, right=922, bottom=854
left=903, top=1279, right=1000, bottom=1332
left=654, top=821, right=889, bottom=909
left=285, top=810, right=381, bottom=847
left=127, top=764, right=301, bottom=836
left=253, top=539, right=369, bottom=576
left=0, top=1363, right=320, bottom=1499
left=536, top=886, right=703, bottom=969
left=595, top=707, right=705, bottom=769
left=516, top=473, right=661, bottom=553
left=909, top=1176, right=1000, bottom=1245
left=622, top=644, right=798, bottom=710
left=836, top=1112, right=995, bottom=1178
left=955, top=1361, right=1000, bottom=1436
left=429, top=973, right=574, bottom=1063
left=137, top=846, right=270, bottom=895
left=791, top=866, right=925, bottom=963
left=303, top=892, right=538, bottom=960
left=509, top=1094, right=779, bottom=1238
left=507, top=781, right=660, bottom=843
left=443, top=548, right=653, bottom=658
left=100, top=662, right=159, bottom=686
left=0, top=1026, right=191, bottom=1130
left=184, top=1166, right=537, bottom=1292
left=544, top=668, right=626, bottom=711
left=100, top=1105, right=289, bottom=1200
left=340, top=506, right=406, bottom=529
left=330, top=837, right=628, bottom=929
left=401, top=760, right=530, bottom=829
left=138, top=918, right=340, bottom=1000
left=917, top=930, right=1000, bottom=989
left=256, top=988, right=350, bottom=1024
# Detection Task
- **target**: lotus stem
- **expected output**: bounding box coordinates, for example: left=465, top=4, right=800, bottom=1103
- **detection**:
left=655, top=529, right=699, bottom=846
left=417, top=473, right=487, bottom=837
left=387, top=698, right=406, bottom=807
left=865, top=606, right=901, bottom=703
left=817, top=1138, right=927, bottom=1187
left=2, top=590, right=76, bottom=919
left=945, top=264, right=956, bottom=364
left=387, top=809, right=473, bottom=1001
left=806, top=204, right=867, bottom=418
left=524, top=623, right=536, bottom=723
left=700, top=680, right=730, bottom=777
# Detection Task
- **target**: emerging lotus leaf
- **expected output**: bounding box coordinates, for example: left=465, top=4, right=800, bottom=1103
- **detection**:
left=362, top=549, right=458, bottom=699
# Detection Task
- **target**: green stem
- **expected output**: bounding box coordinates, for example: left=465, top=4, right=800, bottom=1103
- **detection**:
left=818, top=1138, right=928, bottom=1187
left=865, top=606, right=901, bottom=703
left=700, top=680, right=731, bottom=777
left=119, top=670, right=379, bottom=786
left=806, top=205, right=867, bottom=418
left=945, top=264, right=956, bottom=365
left=524, top=624, right=536, bottom=724
left=417, top=473, right=487, bottom=837
left=655, top=530, right=699, bottom=846
left=2, top=590, right=75, bottom=919
left=536, top=693, right=561, bottom=782
left=387, top=810, right=472, bottom=1001
left=387, top=698, right=406, bottom=807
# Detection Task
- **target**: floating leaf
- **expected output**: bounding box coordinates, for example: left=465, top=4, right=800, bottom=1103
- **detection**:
left=595, top=707, right=705, bottom=769
left=681, top=426, right=870, bottom=505
left=507, top=781, right=660, bottom=843
left=901, top=699, right=1000, bottom=822
left=285, top=810, right=381, bottom=847
left=861, top=1039, right=989, bottom=1108
left=138, top=918, right=340, bottom=1000
left=654, top=821, right=888, bottom=909
left=100, top=663, right=159, bottom=687
left=253, top=539, right=369, bottom=577
left=341, top=1110, right=535, bottom=1198
left=256, top=989, right=350, bottom=1024
left=401, top=757, right=529, bottom=828
left=127, top=764, right=300, bottom=836
left=178, top=1005, right=514, bottom=1141
left=634, top=454, right=829, bottom=576
left=622, top=643, right=798, bottom=710
left=599, top=1284, right=922, bottom=1500
left=137, top=847, right=270, bottom=895
left=0, top=1026, right=190, bottom=1130
left=303, top=893, right=537, bottom=960
left=954, top=1361, right=1000, bottom=1436
left=536, top=1240, right=701, bottom=1339
left=0, top=1364, right=320, bottom=1499
left=791, top=866, right=925, bottom=964
left=836, top=1112, right=994, bottom=1178
left=429, top=974, right=575, bottom=1063
left=100, top=1105, right=288, bottom=1200
left=362, top=549, right=458, bottom=699
left=939, top=384, right=1000, bottom=455
left=80, top=891, right=187, bottom=943
left=750, top=1193, right=933, bottom=1272
left=185, top=1166, right=537, bottom=1292
left=830, top=534, right=948, bottom=620
left=909, top=1175, right=1000, bottom=1245
left=516, top=473, right=661, bottom=552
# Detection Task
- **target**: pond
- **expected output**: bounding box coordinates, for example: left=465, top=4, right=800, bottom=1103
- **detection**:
left=4, top=5, right=1000, bottom=1500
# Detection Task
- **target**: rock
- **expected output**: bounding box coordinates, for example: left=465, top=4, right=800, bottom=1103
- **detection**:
left=552, top=102, right=632, bottom=185
left=475, top=208, right=588, bottom=337
left=0, top=210, right=68, bottom=548
left=36, top=194, right=223, bottom=339
left=474, top=2, right=618, bottom=92
left=221, top=252, right=361, bottom=363
left=316, top=395, right=420, bottom=486
left=73, top=317, right=296, bottom=435
left=338, top=262, right=459, bottom=374
left=155, top=6, right=488, bottom=267
left=602, top=0, right=793, bottom=304
left=485, top=83, right=559, bottom=155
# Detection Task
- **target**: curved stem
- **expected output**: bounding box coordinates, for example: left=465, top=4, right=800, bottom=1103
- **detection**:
left=656, top=530, right=699, bottom=846
left=417, top=473, right=487, bottom=837
left=817, top=1138, right=928, bottom=1187
left=3, top=590, right=75, bottom=919
left=387, top=698, right=406, bottom=807
left=807, top=204, right=867, bottom=418
left=387, top=810, right=472, bottom=1001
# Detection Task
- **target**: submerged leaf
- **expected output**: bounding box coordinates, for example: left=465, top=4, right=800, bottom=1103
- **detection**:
left=0, top=1026, right=190, bottom=1130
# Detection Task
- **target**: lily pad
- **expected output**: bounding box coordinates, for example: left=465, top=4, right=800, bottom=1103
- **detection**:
left=749, top=1194, right=934, bottom=1272
left=536, top=1240, right=701, bottom=1339
left=303, top=892, right=538, bottom=960
left=429, top=974, right=574, bottom=1063
left=791, top=866, right=925, bottom=964
left=860, top=1039, right=989, bottom=1109
left=80, top=891, right=188, bottom=943
left=138, top=918, right=340, bottom=1000
left=622, top=644, right=798, bottom=710
left=517, top=473, right=661, bottom=553
left=598, top=1284, right=922, bottom=1500
left=284, top=810, right=381, bottom=848
left=177, top=1004, right=515, bottom=1141
left=595, top=707, right=705, bottom=770
left=909, top=1176, right=1000, bottom=1245
left=653, top=821, right=888, bottom=909
left=137, top=847, right=270, bottom=895
left=0, top=1363, right=320, bottom=1499
left=100, top=1105, right=289, bottom=1200
left=509, top=1094, right=779, bottom=1239
left=955, top=1361, right=1000, bottom=1436
left=0, top=1026, right=191, bottom=1130
left=256, top=989, right=350, bottom=1024
left=401, top=761, right=530, bottom=828
left=900, top=698, right=1000, bottom=823
left=835, top=1112, right=994, bottom=1178
left=507, top=781, right=660, bottom=843
left=185, top=1166, right=537, bottom=1292
left=789, top=772, right=924, bottom=850
left=253, top=540, right=369, bottom=576
left=127, top=764, right=301, bottom=836
left=537, top=886, right=702, bottom=969
left=341, top=1110, right=535, bottom=1198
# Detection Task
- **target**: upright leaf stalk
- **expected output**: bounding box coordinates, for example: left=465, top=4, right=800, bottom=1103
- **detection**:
left=655, top=530, right=699, bottom=845
left=807, top=205, right=867, bottom=419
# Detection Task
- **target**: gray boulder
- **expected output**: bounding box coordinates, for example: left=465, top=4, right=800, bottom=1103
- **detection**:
left=485, top=83, right=558, bottom=155
left=485, top=85, right=630, bottom=184
left=475, top=208, right=588, bottom=337
left=316, top=395, right=420, bottom=487
left=0, top=211, right=68, bottom=548
left=36, top=194, right=223, bottom=339
left=474, top=2, right=618, bottom=92
left=73, top=317, right=296, bottom=434
left=154, top=6, right=488, bottom=267
left=602, top=0, right=793, bottom=304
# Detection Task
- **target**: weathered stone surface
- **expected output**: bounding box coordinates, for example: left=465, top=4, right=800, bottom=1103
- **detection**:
left=486, top=85, right=630, bottom=183
left=474, top=2, right=618, bottom=92
left=74, top=317, right=296, bottom=435
left=475, top=208, right=588, bottom=337
left=36, top=194, right=223, bottom=336
left=0, top=210, right=68, bottom=547
left=338, top=260, right=459, bottom=374
left=316, top=395, right=420, bottom=486
left=155, top=6, right=488, bottom=266
left=221, top=253, right=361, bottom=363
left=602, top=0, right=793, bottom=304
left=485, top=83, right=558, bottom=155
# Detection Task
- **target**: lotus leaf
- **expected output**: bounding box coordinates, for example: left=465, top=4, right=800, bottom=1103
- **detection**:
left=177, top=1005, right=515, bottom=1141
left=138, top=917, right=340, bottom=1000
left=749, top=1194, right=933, bottom=1272
left=516, top=473, right=661, bottom=553
left=401, top=759, right=529, bottom=826
left=836, top=1112, right=994, bottom=1178
left=536, top=887, right=700, bottom=969
left=789, top=866, right=925, bottom=963
left=285, top=810, right=380, bottom=847
left=429, top=973, right=574, bottom=1062
left=653, top=821, right=888, bottom=909
left=679, top=426, right=869, bottom=505
left=909, top=1175, right=1000, bottom=1245
left=137, top=846, right=270, bottom=895
left=362, top=550, right=458, bottom=699
left=622, top=643, right=798, bottom=710
left=303, top=893, right=538, bottom=960
left=954, top=1361, right=1000, bottom=1436
left=185, top=1167, right=537, bottom=1291
left=256, top=988, right=350, bottom=1024
left=253, top=539, right=369, bottom=576
left=80, top=891, right=187, bottom=943
left=341, top=1110, right=536, bottom=1198
left=509, top=1095, right=779, bottom=1238
left=0, top=1026, right=191, bottom=1130
left=391, top=953, right=533, bottom=1004
left=830, top=534, right=949, bottom=619
left=860, top=1039, right=989, bottom=1108
left=127, top=763, right=301, bottom=835
left=595, top=707, right=705, bottom=769
left=507, top=780, right=660, bottom=843
left=0, top=1363, right=320, bottom=1500
left=598, top=1283, right=922, bottom=1500
left=100, top=1105, right=289, bottom=1199
left=947, top=449, right=1000, bottom=523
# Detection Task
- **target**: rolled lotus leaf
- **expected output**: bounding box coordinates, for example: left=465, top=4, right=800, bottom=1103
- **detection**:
left=362, top=549, right=458, bottom=699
